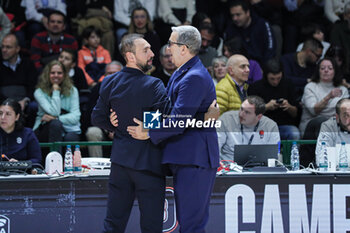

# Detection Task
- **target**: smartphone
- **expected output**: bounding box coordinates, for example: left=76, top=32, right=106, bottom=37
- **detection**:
left=276, top=98, right=283, bottom=104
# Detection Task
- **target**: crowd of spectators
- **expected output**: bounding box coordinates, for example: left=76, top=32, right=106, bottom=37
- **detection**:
left=0, top=0, right=350, bottom=165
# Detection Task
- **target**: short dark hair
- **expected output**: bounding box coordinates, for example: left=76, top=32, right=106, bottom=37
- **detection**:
left=120, top=33, right=144, bottom=61
left=199, top=22, right=216, bottom=36
left=229, top=0, right=250, bottom=12
left=246, top=95, right=266, bottom=115
left=336, top=98, right=350, bottom=115
left=1, top=98, right=24, bottom=130
left=61, top=48, right=77, bottom=63
left=311, top=57, right=342, bottom=86
left=82, top=25, right=102, bottom=40
left=223, top=37, right=249, bottom=58
left=263, top=58, right=282, bottom=76
left=302, top=38, right=324, bottom=51
left=48, top=10, right=66, bottom=23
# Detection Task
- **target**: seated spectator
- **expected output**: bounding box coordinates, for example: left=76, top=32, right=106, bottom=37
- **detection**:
left=224, top=0, right=276, bottom=64
left=85, top=61, right=123, bottom=157
left=0, top=6, right=11, bottom=43
left=0, top=98, right=41, bottom=164
left=156, top=0, right=195, bottom=44
left=192, top=12, right=223, bottom=55
left=151, top=44, right=176, bottom=87
left=299, top=58, right=349, bottom=137
left=72, top=0, right=114, bottom=59
left=281, top=38, right=323, bottom=102
left=198, top=23, right=218, bottom=68
left=324, top=0, right=350, bottom=24
left=128, top=6, right=161, bottom=67
left=330, top=3, right=350, bottom=76
left=211, top=56, right=227, bottom=86
left=78, top=26, right=111, bottom=87
left=30, top=10, right=78, bottom=72
left=33, top=60, right=81, bottom=143
left=0, top=33, right=38, bottom=128
left=0, top=0, right=26, bottom=48
left=113, top=0, right=156, bottom=47
left=216, top=54, right=249, bottom=115
left=21, top=0, right=66, bottom=38
left=223, top=37, right=262, bottom=85
left=248, top=59, right=300, bottom=140
left=217, top=95, right=280, bottom=161
left=296, top=23, right=330, bottom=59
left=58, top=49, right=89, bottom=93
left=315, top=98, right=350, bottom=166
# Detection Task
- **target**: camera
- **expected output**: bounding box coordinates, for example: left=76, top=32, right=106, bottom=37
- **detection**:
left=276, top=98, right=283, bottom=104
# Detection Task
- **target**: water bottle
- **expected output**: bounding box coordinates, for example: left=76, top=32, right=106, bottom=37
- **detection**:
left=290, top=141, right=300, bottom=171
left=64, top=145, right=73, bottom=174
left=73, top=145, right=82, bottom=173
left=338, top=142, right=348, bottom=172
left=319, top=142, right=328, bottom=171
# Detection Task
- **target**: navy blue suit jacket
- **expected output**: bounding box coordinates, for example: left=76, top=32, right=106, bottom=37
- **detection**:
left=91, top=67, right=169, bottom=176
left=149, top=56, right=220, bottom=168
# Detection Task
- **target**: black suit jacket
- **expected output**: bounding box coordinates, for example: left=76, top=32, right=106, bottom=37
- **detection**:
left=91, top=67, right=169, bottom=175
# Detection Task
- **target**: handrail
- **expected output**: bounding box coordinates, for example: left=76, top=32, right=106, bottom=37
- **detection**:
left=39, top=141, right=113, bottom=152
left=40, top=140, right=318, bottom=165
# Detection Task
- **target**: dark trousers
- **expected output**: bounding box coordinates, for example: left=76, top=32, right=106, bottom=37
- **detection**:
left=103, top=163, right=165, bottom=233
left=35, top=119, right=80, bottom=142
left=169, top=164, right=217, bottom=233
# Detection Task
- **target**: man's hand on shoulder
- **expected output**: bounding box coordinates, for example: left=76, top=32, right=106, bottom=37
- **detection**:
left=205, top=100, right=220, bottom=121
left=127, top=118, right=149, bottom=140
left=110, top=109, right=118, bottom=127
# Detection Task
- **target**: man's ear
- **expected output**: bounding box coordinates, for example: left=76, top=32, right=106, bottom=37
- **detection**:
left=257, top=113, right=263, bottom=121
left=125, top=52, right=135, bottom=63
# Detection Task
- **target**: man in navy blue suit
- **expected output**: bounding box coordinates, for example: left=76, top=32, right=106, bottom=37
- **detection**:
left=128, top=25, right=220, bottom=233
left=91, top=33, right=169, bottom=233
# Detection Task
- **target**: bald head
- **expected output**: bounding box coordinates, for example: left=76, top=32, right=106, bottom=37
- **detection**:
left=227, top=54, right=250, bottom=85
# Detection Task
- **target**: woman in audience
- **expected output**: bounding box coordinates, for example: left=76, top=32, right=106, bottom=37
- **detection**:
left=299, top=57, right=349, bottom=137
left=128, top=6, right=161, bottom=67
left=211, top=56, right=227, bottom=86
left=0, top=98, right=41, bottom=164
left=33, top=60, right=81, bottom=143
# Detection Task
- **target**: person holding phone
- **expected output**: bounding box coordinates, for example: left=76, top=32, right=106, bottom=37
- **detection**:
left=248, top=59, right=300, bottom=140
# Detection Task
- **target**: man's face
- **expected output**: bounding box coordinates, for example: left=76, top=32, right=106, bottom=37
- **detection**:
left=133, top=38, right=154, bottom=73
left=168, top=32, right=185, bottom=68
left=337, top=101, right=350, bottom=132
left=306, top=48, right=323, bottom=65
left=47, top=14, right=65, bottom=35
left=230, top=6, right=250, bottom=28
left=160, top=48, right=176, bottom=72
left=105, top=64, right=122, bottom=76
left=267, top=72, right=282, bottom=87
left=228, top=56, right=249, bottom=84
left=1, top=35, right=19, bottom=61
left=200, top=29, right=214, bottom=50
left=239, top=100, right=259, bottom=126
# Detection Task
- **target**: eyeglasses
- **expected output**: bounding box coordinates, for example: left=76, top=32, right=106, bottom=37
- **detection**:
left=311, top=50, right=322, bottom=59
left=167, top=40, right=188, bottom=48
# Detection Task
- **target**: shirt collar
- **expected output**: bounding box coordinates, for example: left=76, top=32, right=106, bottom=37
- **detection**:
left=2, top=55, right=21, bottom=71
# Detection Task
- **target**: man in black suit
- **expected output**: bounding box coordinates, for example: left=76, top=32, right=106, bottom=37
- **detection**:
left=91, top=33, right=169, bottom=233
